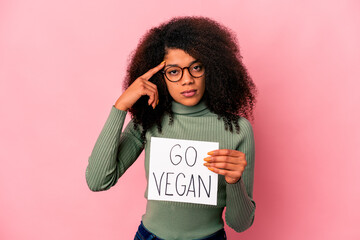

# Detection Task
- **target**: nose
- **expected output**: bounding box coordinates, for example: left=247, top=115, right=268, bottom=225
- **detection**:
left=180, top=68, right=194, bottom=85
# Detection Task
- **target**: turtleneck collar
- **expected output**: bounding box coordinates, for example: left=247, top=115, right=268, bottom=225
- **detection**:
left=171, top=99, right=211, bottom=117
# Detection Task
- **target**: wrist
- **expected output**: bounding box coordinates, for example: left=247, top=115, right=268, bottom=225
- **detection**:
left=114, top=103, right=129, bottom=111
left=226, top=176, right=241, bottom=184
left=114, top=98, right=130, bottom=111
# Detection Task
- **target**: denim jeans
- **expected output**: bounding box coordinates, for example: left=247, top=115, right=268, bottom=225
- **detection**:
left=134, top=221, right=227, bottom=240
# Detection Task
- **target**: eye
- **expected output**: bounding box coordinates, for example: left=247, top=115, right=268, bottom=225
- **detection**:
left=191, top=63, right=203, bottom=72
left=166, top=68, right=180, bottom=76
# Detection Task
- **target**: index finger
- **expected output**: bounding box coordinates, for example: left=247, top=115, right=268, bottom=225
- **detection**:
left=207, top=149, right=243, bottom=157
left=141, top=61, right=166, bottom=80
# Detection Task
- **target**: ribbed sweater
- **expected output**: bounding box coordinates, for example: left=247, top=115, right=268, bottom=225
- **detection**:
left=85, top=100, right=256, bottom=239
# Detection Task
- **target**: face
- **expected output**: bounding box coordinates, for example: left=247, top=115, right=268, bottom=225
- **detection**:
left=163, top=48, right=205, bottom=107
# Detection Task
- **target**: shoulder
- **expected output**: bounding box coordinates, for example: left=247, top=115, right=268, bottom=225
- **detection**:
left=238, top=117, right=253, bottom=132
left=236, top=117, right=255, bottom=144
left=202, top=111, right=254, bottom=137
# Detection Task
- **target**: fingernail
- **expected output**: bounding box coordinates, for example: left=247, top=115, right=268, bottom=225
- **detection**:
left=207, top=151, right=214, bottom=155
left=203, top=163, right=210, bottom=167
left=157, top=99, right=159, bottom=105
left=161, top=61, right=166, bottom=65
left=207, top=167, right=214, bottom=171
left=204, top=157, right=211, bottom=162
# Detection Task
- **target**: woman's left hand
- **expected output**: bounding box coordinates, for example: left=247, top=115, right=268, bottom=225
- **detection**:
left=204, top=149, right=247, bottom=184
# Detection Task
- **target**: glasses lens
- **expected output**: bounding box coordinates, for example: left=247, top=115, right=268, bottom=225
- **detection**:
left=189, top=62, right=205, bottom=77
left=165, top=67, right=182, bottom=82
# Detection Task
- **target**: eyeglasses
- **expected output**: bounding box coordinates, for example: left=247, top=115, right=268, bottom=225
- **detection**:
left=162, top=61, right=205, bottom=82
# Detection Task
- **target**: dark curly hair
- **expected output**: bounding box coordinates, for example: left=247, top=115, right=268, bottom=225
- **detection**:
left=123, top=16, right=257, bottom=142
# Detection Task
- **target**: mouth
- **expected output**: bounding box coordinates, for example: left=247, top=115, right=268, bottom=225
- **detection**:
left=181, top=89, right=197, bottom=97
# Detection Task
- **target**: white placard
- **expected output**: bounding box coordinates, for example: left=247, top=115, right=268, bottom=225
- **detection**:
left=148, top=137, right=219, bottom=206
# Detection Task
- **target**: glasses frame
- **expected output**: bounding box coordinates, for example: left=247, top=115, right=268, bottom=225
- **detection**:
left=162, top=61, right=205, bottom=82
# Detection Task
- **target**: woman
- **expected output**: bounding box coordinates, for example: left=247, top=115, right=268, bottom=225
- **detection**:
left=86, top=16, right=257, bottom=240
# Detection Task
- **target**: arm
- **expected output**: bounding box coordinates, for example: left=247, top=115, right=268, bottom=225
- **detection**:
left=225, top=118, right=256, bottom=232
left=85, top=61, right=166, bottom=191
left=204, top=118, right=256, bottom=231
left=85, top=106, right=144, bottom=191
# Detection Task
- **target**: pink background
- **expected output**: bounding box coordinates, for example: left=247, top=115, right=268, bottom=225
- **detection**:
left=1, top=0, right=359, bottom=239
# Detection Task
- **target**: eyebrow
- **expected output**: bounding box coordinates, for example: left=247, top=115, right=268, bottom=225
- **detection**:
left=165, top=60, right=199, bottom=68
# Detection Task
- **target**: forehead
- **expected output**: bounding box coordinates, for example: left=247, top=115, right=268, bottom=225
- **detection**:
left=164, top=48, right=196, bottom=65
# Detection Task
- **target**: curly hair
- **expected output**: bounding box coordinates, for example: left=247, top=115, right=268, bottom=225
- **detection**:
left=123, top=16, right=257, bottom=142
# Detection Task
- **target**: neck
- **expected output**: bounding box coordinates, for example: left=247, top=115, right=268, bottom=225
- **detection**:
left=171, top=99, right=210, bottom=117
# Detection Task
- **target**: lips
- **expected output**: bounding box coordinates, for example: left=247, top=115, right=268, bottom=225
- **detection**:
left=181, top=89, right=197, bottom=97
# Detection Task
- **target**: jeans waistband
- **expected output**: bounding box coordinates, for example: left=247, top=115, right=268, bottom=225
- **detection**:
left=135, top=222, right=226, bottom=240
left=136, top=222, right=162, bottom=240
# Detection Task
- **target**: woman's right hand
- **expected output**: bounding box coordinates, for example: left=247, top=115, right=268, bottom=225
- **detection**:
left=114, top=61, right=166, bottom=111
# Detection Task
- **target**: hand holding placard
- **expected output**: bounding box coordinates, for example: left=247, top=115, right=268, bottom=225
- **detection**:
left=204, top=149, right=248, bottom=184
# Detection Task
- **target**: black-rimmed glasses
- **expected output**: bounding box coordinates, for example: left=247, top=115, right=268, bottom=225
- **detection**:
left=162, top=62, right=205, bottom=82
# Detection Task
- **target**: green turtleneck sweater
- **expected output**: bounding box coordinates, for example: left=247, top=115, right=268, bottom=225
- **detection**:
left=86, top=100, right=256, bottom=239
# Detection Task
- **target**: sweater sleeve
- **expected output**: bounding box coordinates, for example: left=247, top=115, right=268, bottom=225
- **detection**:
left=85, top=105, right=144, bottom=191
left=224, top=118, right=256, bottom=232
